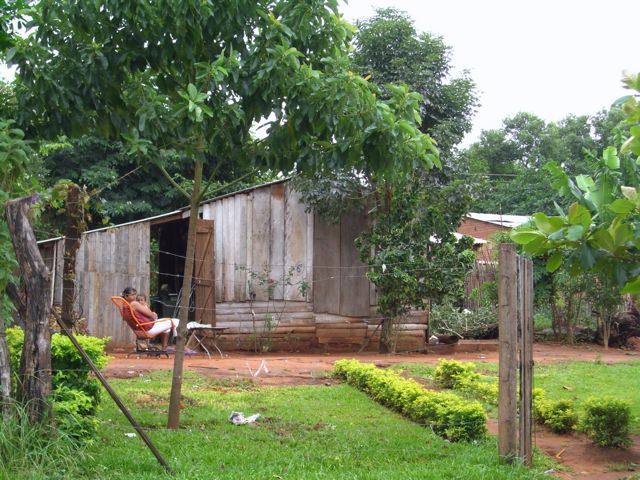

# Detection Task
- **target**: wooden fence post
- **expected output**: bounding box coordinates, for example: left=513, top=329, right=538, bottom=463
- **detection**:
left=518, top=256, right=534, bottom=465
left=498, top=243, right=517, bottom=461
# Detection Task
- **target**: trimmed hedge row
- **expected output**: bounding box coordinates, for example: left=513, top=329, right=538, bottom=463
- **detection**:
left=334, top=359, right=487, bottom=442
left=433, top=359, right=631, bottom=447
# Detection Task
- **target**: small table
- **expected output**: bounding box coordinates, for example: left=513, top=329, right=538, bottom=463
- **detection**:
left=186, top=326, right=226, bottom=359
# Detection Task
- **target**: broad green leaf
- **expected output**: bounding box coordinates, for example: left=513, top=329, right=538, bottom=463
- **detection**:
left=592, top=229, right=615, bottom=252
left=522, top=235, right=547, bottom=255
left=621, top=276, right=640, bottom=295
left=187, top=83, right=198, bottom=99
left=602, top=146, right=619, bottom=170
left=533, top=213, right=564, bottom=235
left=575, top=175, right=595, bottom=192
left=567, top=203, right=591, bottom=230
left=546, top=251, right=563, bottom=273
left=579, top=243, right=596, bottom=270
left=549, top=229, right=565, bottom=241
left=609, top=198, right=635, bottom=214
left=566, top=225, right=584, bottom=241
left=510, top=230, right=546, bottom=245
left=608, top=219, right=633, bottom=247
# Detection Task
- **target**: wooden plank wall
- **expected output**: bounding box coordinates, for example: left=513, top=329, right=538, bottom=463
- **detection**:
left=201, top=183, right=312, bottom=304
left=75, top=223, right=150, bottom=348
left=38, top=180, right=427, bottom=352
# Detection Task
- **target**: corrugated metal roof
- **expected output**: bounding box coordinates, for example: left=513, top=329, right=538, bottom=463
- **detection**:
left=467, top=212, right=531, bottom=229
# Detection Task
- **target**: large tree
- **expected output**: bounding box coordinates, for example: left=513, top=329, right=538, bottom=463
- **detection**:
left=460, top=112, right=609, bottom=215
left=10, top=0, right=437, bottom=428
left=351, top=7, right=477, bottom=159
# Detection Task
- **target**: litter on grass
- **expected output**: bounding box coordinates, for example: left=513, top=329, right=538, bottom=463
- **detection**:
left=229, top=411, right=260, bottom=425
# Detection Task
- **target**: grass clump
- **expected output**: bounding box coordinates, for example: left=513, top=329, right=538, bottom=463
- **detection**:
left=0, top=402, right=86, bottom=480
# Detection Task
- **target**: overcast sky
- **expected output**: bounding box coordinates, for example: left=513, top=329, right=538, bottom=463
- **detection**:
left=3, top=1, right=638, bottom=147
left=340, top=0, right=640, bottom=145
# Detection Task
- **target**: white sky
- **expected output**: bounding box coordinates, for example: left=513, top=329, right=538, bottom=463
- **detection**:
left=340, top=0, right=640, bottom=145
left=3, top=1, right=639, bottom=147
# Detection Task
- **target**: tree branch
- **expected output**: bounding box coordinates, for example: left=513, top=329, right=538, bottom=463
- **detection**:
left=155, top=163, right=191, bottom=200
left=196, top=167, right=259, bottom=203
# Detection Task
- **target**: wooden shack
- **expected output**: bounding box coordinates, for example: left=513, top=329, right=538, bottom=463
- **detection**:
left=39, top=180, right=429, bottom=352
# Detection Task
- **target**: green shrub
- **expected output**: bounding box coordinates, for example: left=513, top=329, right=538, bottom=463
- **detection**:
left=433, top=359, right=479, bottom=389
left=6, top=327, right=109, bottom=440
left=6, top=326, right=24, bottom=374
left=581, top=397, right=631, bottom=447
left=457, top=375, right=499, bottom=405
left=535, top=398, right=577, bottom=433
left=335, top=359, right=487, bottom=442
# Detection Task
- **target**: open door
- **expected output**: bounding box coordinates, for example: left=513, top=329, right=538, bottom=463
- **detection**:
left=195, top=219, right=216, bottom=325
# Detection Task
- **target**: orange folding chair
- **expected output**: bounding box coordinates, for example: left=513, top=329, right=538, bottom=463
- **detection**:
left=111, top=296, right=170, bottom=358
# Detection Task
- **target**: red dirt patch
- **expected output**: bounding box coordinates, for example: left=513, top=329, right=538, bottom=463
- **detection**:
left=102, top=341, right=640, bottom=478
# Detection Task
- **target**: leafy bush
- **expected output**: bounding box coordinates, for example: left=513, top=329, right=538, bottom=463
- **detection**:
left=581, top=397, right=631, bottom=447
left=334, top=359, right=487, bottom=442
left=7, top=327, right=109, bottom=439
left=535, top=398, right=577, bottom=433
left=433, top=358, right=480, bottom=388
left=6, top=325, right=24, bottom=374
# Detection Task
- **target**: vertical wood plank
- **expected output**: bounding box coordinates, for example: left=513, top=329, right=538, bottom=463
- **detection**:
left=305, top=210, right=314, bottom=303
left=214, top=200, right=224, bottom=302
left=251, top=187, right=271, bottom=301
left=312, top=214, right=340, bottom=314
left=223, top=197, right=235, bottom=302
left=55, top=240, right=65, bottom=305
left=245, top=192, right=253, bottom=301
left=195, top=219, right=216, bottom=324
left=339, top=210, right=370, bottom=317
left=284, top=186, right=307, bottom=301
left=234, top=194, right=248, bottom=300
left=270, top=184, right=285, bottom=300
left=498, top=243, right=518, bottom=461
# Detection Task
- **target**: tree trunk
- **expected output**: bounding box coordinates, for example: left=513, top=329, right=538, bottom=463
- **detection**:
left=61, top=184, right=83, bottom=330
left=167, top=158, right=203, bottom=429
left=0, top=311, right=12, bottom=419
left=379, top=318, right=395, bottom=353
left=5, top=196, right=52, bottom=423
left=565, top=294, right=574, bottom=344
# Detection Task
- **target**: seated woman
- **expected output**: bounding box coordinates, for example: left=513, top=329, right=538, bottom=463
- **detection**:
left=122, top=287, right=179, bottom=350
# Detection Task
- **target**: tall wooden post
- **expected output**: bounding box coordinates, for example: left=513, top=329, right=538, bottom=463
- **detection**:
left=498, top=243, right=517, bottom=461
left=518, top=256, right=534, bottom=465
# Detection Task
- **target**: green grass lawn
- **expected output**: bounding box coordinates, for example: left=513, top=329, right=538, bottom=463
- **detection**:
left=65, top=371, right=552, bottom=479
left=394, top=359, right=640, bottom=431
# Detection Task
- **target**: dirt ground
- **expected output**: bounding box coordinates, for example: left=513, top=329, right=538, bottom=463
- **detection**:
left=103, top=341, right=640, bottom=479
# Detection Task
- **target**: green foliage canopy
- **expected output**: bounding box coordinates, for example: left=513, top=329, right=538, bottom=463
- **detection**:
left=511, top=73, right=640, bottom=294
left=10, top=1, right=438, bottom=179
left=351, top=7, right=477, bottom=158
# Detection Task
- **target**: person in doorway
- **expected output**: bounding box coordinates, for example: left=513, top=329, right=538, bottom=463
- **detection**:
left=122, top=287, right=179, bottom=350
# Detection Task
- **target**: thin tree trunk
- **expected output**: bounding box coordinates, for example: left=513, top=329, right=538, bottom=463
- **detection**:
left=167, top=158, right=203, bottom=429
left=380, top=318, right=395, bottom=354
left=61, top=185, right=83, bottom=330
left=0, top=312, right=12, bottom=419
left=5, top=196, right=52, bottom=423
